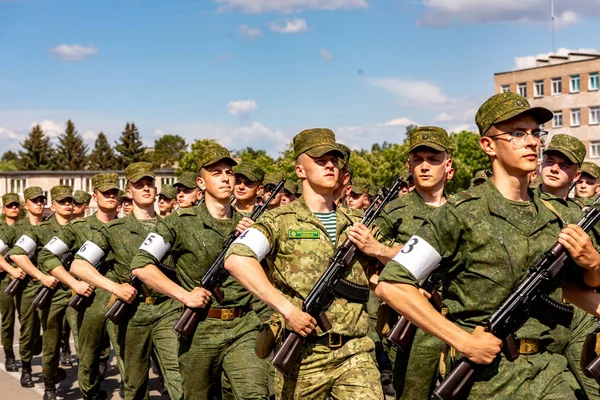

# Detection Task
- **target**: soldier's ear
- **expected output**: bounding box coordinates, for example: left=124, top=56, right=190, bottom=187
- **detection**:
left=196, top=176, right=206, bottom=191
left=479, top=136, right=496, bottom=157
left=295, top=164, right=306, bottom=179
left=572, top=171, right=582, bottom=184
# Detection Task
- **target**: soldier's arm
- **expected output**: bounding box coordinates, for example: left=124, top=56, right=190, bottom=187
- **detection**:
left=563, top=280, right=600, bottom=317
left=558, top=224, right=600, bottom=287
left=10, top=233, right=58, bottom=288
left=348, top=222, right=401, bottom=265
left=0, top=230, right=26, bottom=279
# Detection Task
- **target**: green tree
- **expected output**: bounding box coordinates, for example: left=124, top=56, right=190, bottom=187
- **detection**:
left=446, top=130, right=490, bottom=193
left=18, top=124, right=56, bottom=170
left=234, top=147, right=277, bottom=174
left=0, top=161, right=18, bottom=171
left=56, top=120, right=89, bottom=170
left=152, top=134, right=187, bottom=168
left=115, top=122, right=147, bottom=169
left=1, top=151, right=19, bottom=164
left=89, top=132, right=117, bottom=170
left=178, top=138, right=220, bottom=172
left=271, top=143, right=297, bottom=180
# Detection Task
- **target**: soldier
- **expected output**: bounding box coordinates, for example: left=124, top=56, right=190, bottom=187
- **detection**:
left=225, top=128, right=384, bottom=399
left=175, top=171, right=203, bottom=208
left=234, top=161, right=265, bottom=216
left=262, top=173, right=285, bottom=209
left=11, top=185, right=77, bottom=400
left=376, top=92, right=600, bottom=399
left=71, top=162, right=183, bottom=400
left=332, top=143, right=352, bottom=206
left=73, top=190, right=91, bottom=218
left=0, top=193, right=22, bottom=372
left=346, top=178, right=372, bottom=210
left=280, top=181, right=298, bottom=206
left=120, top=193, right=133, bottom=216
left=575, top=162, right=600, bottom=205
left=157, top=184, right=177, bottom=217
left=38, top=174, right=122, bottom=400
left=470, top=169, right=491, bottom=188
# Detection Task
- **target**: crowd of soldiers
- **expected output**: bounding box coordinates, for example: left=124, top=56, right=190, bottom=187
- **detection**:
left=2, top=91, right=600, bottom=399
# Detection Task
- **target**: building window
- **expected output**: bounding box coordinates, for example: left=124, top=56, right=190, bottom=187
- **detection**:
left=591, top=107, right=600, bottom=125
left=570, top=75, right=580, bottom=93
left=552, top=78, right=562, bottom=95
left=501, top=85, right=510, bottom=93
left=161, top=177, right=176, bottom=186
left=10, top=178, right=27, bottom=195
left=518, top=83, right=527, bottom=97
left=59, top=178, right=75, bottom=188
left=571, top=109, right=581, bottom=127
left=118, top=178, right=127, bottom=190
left=591, top=142, right=600, bottom=158
left=553, top=111, right=563, bottom=128
left=84, top=178, right=93, bottom=192
left=534, top=80, right=544, bottom=97
left=590, top=72, right=599, bottom=91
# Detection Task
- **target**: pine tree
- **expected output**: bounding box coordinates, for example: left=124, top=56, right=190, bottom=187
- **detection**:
left=56, top=120, right=89, bottom=170
left=114, top=122, right=147, bottom=169
left=89, top=132, right=117, bottom=170
left=152, top=134, right=187, bottom=168
left=18, top=124, right=57, bottom=170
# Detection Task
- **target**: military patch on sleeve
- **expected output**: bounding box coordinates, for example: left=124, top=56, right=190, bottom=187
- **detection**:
left=288, top=229, right=320, bottom=239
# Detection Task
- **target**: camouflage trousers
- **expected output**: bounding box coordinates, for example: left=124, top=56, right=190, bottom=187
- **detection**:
left=64, top=305, right=78, bottom=353
left=116, top=297, right=183, bottom=400
left=38, top=287, right=70, bottom=381
left=275, top=336, right=383, bottom=400
left=0, top=274, right=16, bottom=356
left=178, top=310, right=268, bottom=399
left=15, top=279, right=41, bottom=362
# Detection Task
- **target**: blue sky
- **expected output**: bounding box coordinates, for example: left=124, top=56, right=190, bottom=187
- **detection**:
left=1, top=0, right=599, bottom=157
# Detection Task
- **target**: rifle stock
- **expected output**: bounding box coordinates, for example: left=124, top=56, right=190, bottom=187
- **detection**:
left=4, top=277, right=22, bottom=296
left=105, top=276, right=151, bottom=324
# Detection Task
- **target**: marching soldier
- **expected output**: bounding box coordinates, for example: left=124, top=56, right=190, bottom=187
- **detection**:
left=262, top=173, right=285, bottom=209
left=174, top=171, right=203, bottom=208
left=157, top=184, right=177, bottom=217
left=234, top=161, right=265, bottom=216
left=346, top=178, right=372, bottom=211
left=280, top=181, right=298, bottom=206
left=73, top=190, right=91, bottom=218
left=575, top=162, right=600, bottom=205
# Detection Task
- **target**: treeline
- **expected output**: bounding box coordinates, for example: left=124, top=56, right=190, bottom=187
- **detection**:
left=0, top=123, right=490, bottom=193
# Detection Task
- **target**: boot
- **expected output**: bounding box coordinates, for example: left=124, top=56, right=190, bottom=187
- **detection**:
left=60, top=345, right=72, bottom=367
left=20, top=361, right=34, bottom=388
left=4, top=349, right=18, bottom=372
left=43, top=378, right=57, bottom=400
left=119, top=381, right=125, bottom=399
left=98, top=358, right=107, bottom=381
left=54, top=367, right=67, bottom=384
left=380, top=369, right=396, bottom=397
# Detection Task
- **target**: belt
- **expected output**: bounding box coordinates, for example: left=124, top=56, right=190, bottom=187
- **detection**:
left=206, top=307, right=246, bottom=321
left=306, top=332, right=354, bottom=349
left=141, top=295, right=169, bottom=306
left=518, top=338, right=540, bottom=355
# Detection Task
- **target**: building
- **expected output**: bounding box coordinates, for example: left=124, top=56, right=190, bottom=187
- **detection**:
left=494, top=51, right=600, bottom=163
left=0, top=169, right=177, bottom=215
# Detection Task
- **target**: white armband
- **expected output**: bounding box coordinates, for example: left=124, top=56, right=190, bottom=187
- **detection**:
left=391, top=235, right=441, bottom=281
left=0, top=239, right=7, bottom=255
left=43, top=236, right=69, bottom=257
left=233, top=228, right=270, bottom=262
left=15, top=235, right=37, bottom=257
left=138, top=233, right=171, bottom=262
left=76, top=241, right=105, bottom=267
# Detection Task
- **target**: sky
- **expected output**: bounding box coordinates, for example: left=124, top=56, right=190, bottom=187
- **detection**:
left=1, top=0, right=599, bottom=157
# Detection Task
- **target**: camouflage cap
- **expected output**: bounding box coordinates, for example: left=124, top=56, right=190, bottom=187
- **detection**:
left=174, top=171, right=198, bottom=189
left=368, top=185, right=379, bottom=198
left=580, top=162, right=600, bottom=180
left=409, top=126, right=450, bottom=153
left=296, top=184, right=303, bottom=196
left=51, top=185, right=73, bottom=202
left=24, top=186, right=46, bottom=201
left=2, top=193, right=20, bottom=207
left=234, top=162, right=265, bottom=183
left=293, top=128, right=343, bottom=159
left=93, top=173, right=120, bottom=192
left=544, top=134, right=586, bottom=166
left=336, top=143, right=351, bottom=169
left=125, top=162, right=155, bottom=183
left=159, top=184, right=177, bottom=199
left=263, top=173, right=285, bottom=187
left=351, top=178, right=370, bottom=195
left=473, top=170, right=491, bottom=182
left=476, top=92, right=553, bottom=136
left=284, top=181, right=299, bottom=195
left=345, top=164, right=354, bottom=176
left=197, top=145, right=237, bottom=171
left=73, top=190, right=91, bottom=205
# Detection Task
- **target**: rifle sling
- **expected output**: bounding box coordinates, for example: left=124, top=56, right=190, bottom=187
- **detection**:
left=333, top=279, right=369, bottom=303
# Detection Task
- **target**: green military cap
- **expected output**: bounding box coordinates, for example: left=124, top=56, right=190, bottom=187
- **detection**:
left=470, top=169, right=491, bottom=187
left=336, top=143, right=351, bottom=169
left=368, top=185, right=379, bottom=198
left=93, top=173, right=120, bottom=192
left=24, top=186, right=46, bottom=201
left=284, top=181, right=299, bottom=195
left=263, top=173, right=285, bottom=186
left=2, top=193, right=20, bottom=207
left=174, top=172, right=198, bottom=189
left=125, top=162, right=155, bottom=183
left=409, top=126, right=450, bottom=153
left=196, top=144, right=237, bottom=171
left=73, top=190, right=92, bottom=205
left=580, top=162, right=600, bottom=179
left=544, top=134, right=586, bottom=166
left=351, top=178, right=370, bottom=195
left=51, top=185, right=73, bottom=202
left=296, top=184, right=303, bottom=196
left=345, top=164, right=354, bottom=176
left=159, top=184, right=177, bottom=199
left=293, top=128, right=343, bottom=159
left=475, top=92, right=553, bottom=136
left=234, top=162, right=265, bottom=183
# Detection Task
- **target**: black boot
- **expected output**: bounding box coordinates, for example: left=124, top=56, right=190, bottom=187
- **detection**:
left=20, top=361, right=34, bottom=388
left=4, top=349, right=18, bottom=372
left=119, top=381, right=125, bottom=399
left=43, top=378, right=57, bottom=400
left=98, top=358, right=107, bottom=381
left=60, top=345, right=72, bottom=367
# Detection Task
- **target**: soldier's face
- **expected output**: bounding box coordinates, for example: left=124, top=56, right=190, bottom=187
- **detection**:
left=24, top=197, right=46, bottom=216
left=199, top=161, right=234, bottom=202
left=296, top=153, right=340, bottom=193
left=409, top=149, right=452, bottom=191
left=128, top=177, right=157, bottom=207
left=52, top=198, right=74, bottom=218
left=2, top=203, right=20, bottom=219
left=280, top=191, right=296, bottom=206
left=95, top=189, right=119, bottom=211
left=72, top=202, right=87, bottom=216
left=122, top=200, right=133, bottom=215
left=262, top=184, right=282, bottom=207
left=176, top=186, right=201, bottom=208
left=347, top=192, right=370, bottom=210
left=541, top=152, right=580, bottom=190
left=158, top=195, right=176, bottom=213
left=576, top=174, right=599, bottom=198
left=234, top=175, right=261, bottom=201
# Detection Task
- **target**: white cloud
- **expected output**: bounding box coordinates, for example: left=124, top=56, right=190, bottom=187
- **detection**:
left=154, top=129, right=167, bottom=136
left=32, top=120, right=64, bottom=138
left=447, top=124, right=473, bottom=133
left=319, top=49, right=334, bottom=61
left=434, top=112, right=453, bottom=122
left=237, top=25, right=263, bottom=39
left=269, top=18, right=308, bottom=34
left=514, top=47, right=600, bottom=70
left=82, top=130, right=97, bottom=140
left=227, top=99, right=258, bottom=119
left=48, top=44, right=99, bottom=61
left=367, top=77, right=450, bottom=105
left=336, top=117, right=419, bottom=149
left=377, top=118, right=419, bottom=127
left=215, top=0, right=368, bottom=14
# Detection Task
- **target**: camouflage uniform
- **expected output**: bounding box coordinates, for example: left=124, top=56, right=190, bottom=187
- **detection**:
left=74, top=163, right=183, bottom=400
left=577, top=162, right=600, bottom=207
left=227, top=128, right=383, bottom=400
left=234, top=161, right=265, bottom=218
left=0, top=196, right=19, bottom=366
left=131, top=146, right=269, bottom=399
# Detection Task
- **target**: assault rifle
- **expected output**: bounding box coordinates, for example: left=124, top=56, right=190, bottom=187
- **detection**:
left=582, top=322, right=600, bottom=383
left=69, top=259, right=110, bottom=312
left=271, top=176, right=405, bottom=375
left=432, top=204, right=600, bottom=400
left=33, top=252, right=75, bottom=310
left=173, top=178, right=286, bottom=340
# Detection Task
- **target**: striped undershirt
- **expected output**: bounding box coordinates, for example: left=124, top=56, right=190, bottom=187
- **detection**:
left=314, top=211, right=337, bottom=246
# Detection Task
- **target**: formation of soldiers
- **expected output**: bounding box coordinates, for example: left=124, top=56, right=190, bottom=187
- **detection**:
left=2, top=91, right=600, bottom=399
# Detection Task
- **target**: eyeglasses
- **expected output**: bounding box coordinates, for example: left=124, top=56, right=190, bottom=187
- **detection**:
left=488, top=130, right=548, bottom=146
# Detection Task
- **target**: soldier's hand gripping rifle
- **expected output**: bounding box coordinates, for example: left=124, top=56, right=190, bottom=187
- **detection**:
left=432, top=204, right=600, bottom=400
left=3, top=250, right=23, bottom=296
left=69, top=258, right=110, bottom=312
left=173, top=178, right=286, bottom=340
left=271, top=176, right=404, bottom=375
left=33, top=252, right=75, bottom=310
